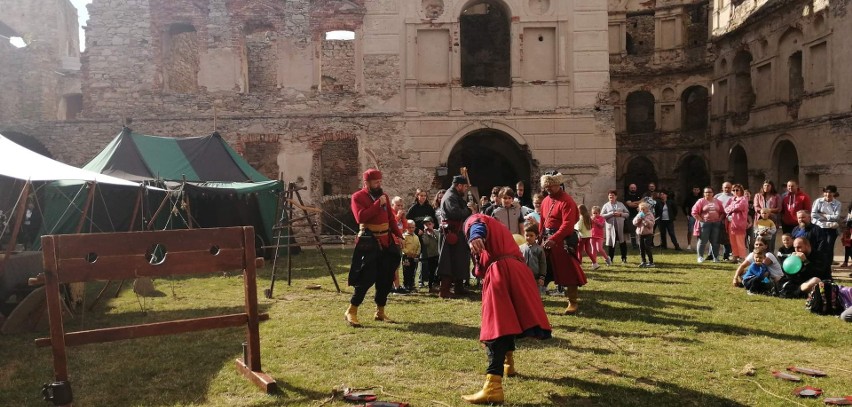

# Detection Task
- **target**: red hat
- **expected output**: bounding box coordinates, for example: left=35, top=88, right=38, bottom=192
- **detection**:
left=363, top=169, right=382, bottom=181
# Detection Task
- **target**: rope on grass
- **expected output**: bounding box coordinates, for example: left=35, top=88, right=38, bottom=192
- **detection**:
left=730, top=377, right=806, bottom=407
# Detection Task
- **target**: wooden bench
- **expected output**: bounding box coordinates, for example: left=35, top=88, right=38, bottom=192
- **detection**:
left=35, top=226, right=276, bottom=406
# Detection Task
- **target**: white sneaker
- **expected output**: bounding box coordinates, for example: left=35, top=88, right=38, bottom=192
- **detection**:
left=605, top=258, right=612, bottom=266
left=686, top=245, right=692, bottom=250
left=697, top=256, right=704, bottom=263
left=592, top=263, right=601, bottom=270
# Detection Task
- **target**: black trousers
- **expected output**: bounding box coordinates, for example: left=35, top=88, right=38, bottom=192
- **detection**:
left=658, top=220, right=679, bottom=248
left=350, top=249, right=399, bottom=307
left=402, top=257, right=418, bottom=289
left=639, top=234, right=654, bottom=263
left=420, top=256, right=439, bottom=286
left=606, top=242, right=628, bottom=262
left=483, top=335, right=516, bottom=376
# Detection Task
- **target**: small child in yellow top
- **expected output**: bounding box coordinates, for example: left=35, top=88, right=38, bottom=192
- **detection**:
left=754, top=207, right=777, bottom=244
left=401, top=219, right=421, bottom=292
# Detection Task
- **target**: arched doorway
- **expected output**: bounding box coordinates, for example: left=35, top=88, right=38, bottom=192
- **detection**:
left=444, top=129, right=531, bottom=199
left=774, top=140, right=799, bottom=186
left=728, top=145, right=748, bottom=188
left=623, top=156, right=657, bottom=196
left=459, top=0, right=511, bottom=87
left=676, top=154, right=710, bottom=199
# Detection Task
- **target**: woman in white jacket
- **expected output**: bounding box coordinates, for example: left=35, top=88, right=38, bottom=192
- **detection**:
left=811, top=185, right=845, bottom=255
left=601, top=190, right=630, bottom=264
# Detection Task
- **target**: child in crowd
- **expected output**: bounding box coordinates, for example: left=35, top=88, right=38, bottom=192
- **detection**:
left=524, top=193, right=544, bottom=229
left=754, top=207, right=777, bottom=246
left=401, top=219, right=421, bottom=293
left=391, top=196, right=407, bottom=293
left=776, top=233, right=794, bottom=263
left=575, top=204, right=599, bottom=270
left=841, top=227, right=851, bottom=268
left=633, top=202, right=656, bottom=268
left=590, top=206, right=612, bottom=266
left=520, top=225, right=547, bottom=296
left=491, top=187, right=524, bottom=235
left=419, top=217, right=440, bottom=292
left=742, top=249, right=772, bottom=294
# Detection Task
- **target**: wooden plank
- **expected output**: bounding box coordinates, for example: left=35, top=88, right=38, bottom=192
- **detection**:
left=35, top=313, right=270, bottom=347
left=50, top=249, right=246, bottom=283
left=51, top=227, right=248, bottom=259
left=235, top=359, right=278, bottom=394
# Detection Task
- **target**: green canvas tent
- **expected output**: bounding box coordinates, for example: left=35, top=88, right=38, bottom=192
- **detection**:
left=40, top=128, right=285, bottom=255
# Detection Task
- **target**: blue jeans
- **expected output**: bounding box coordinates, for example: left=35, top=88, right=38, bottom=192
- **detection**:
left=697, top=221, right=721, bottom=260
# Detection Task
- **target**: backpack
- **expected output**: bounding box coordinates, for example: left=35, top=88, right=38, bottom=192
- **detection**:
left=805, top=280, right=844, bottom=316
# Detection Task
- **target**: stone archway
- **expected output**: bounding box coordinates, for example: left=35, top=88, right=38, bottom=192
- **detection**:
left=728, top=145, right=749, bottom=188
left=623, top=156, right=657, bottom=196
left=773, top=140, right=799, bottom=186
left=676, top=154, right=710, bottom=200
left=444, top=129, right=532, bottom=199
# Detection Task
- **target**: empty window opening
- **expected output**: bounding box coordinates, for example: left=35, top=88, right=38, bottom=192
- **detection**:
left=60, top=93, right=83, bottom=120
left=788, top=51, right=803, bottom=100
left=626, top=91, right=656, bottom=134
left=731, top=51, right=754, bottom=124
left=245, top=24, right=278, bottom=93
left=9, top=36, right=26, bottom=48
left=320, top=139, right=359, bottom=234
left=682, top=86, right=708, bottom=131
left=625, top=14, right=655, bottom=56
left=460, top=0, right=511, bottom=87
left=321, top=30, right=356, bottom=92
left=163, top=24, right=198, bottom=93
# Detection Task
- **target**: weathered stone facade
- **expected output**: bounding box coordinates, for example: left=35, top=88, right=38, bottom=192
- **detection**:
left=1, top=0, right=614, bottom=210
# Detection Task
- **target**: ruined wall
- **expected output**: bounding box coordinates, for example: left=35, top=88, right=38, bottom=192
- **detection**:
left=321, top=39, right=356, bottom=92
left=709, top=0, right=850, bottom=198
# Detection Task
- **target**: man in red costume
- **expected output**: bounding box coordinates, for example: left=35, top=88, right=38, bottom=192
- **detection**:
left=539, top=172, right=587, bottom=314
left=461, top=213, right=552, bottom=404
left=344, top=169, right=403, bottom=327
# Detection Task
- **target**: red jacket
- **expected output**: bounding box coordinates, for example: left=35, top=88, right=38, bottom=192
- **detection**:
left=539, top=189, right=586, bottom=286
left=781, top=191, right=812, bottom=226
left=351, top=188, right=402, bottom=248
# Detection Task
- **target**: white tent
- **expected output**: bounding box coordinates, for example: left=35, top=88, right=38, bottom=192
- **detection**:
left=0, top=134, right=138, bottom=186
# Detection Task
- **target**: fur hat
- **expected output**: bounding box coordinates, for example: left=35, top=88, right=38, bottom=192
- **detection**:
left=540, top=172, right=564, bottom=188
left=363, top=168, right=382, bottom=181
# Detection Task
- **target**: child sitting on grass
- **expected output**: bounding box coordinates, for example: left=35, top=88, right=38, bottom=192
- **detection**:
left=742, top=249, right=772, bottom=294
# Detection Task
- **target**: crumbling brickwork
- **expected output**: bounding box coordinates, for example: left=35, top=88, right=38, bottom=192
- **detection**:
left=321, top=39, right=356, bottom=92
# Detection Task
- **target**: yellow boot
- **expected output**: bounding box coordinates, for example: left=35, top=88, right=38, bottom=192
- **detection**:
left=344, top=304, right=361, bottom=327
left=564, top=285, right=579, bottom=315
left=374, top=306, right=393, bottom=322
left=503, top=351, right=517, bottom=377
left=461, top=374, right=504, bottom=404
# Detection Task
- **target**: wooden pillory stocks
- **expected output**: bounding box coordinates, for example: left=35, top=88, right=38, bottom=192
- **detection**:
left=33, top=227, right=277, bottom=406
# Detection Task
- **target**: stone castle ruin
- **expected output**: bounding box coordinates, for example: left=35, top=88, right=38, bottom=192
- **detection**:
left=1, top=0, right=849, bottom=211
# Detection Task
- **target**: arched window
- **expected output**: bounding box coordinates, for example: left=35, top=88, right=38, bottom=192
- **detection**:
left=681, top=86, right=708, bottom=131
left=626, top=91, right=656, bottom=134
left=460, top=0, right=511, bottom=87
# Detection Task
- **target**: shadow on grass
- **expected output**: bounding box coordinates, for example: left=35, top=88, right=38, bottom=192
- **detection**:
left=586, top=275, right=688, bottom=285
left=31, top=304, right=280, bottom=407
left=514, top=374, right=747, bottom=407
left=544, top=290, right=810, bottom=342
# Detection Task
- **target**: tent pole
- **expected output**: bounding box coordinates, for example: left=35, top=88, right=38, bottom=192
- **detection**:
left=75, top=182, right=96, bottom=234
left=1, top=181, right=32, bottom=276
left=147, top=191, right=171, bottom=230
left=128, top=186, right=143, bottom=232
left=180, top=177, right=194, bottom=229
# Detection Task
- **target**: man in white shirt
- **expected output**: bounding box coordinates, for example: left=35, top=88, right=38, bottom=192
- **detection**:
left=715, top=182, right=734, bottom=261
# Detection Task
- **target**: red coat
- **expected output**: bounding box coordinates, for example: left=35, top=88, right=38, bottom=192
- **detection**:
left=465, top=214, right=552, bottom=341
left=351, top=188, right=402, bottom=248
left=539, top=190, right=587, bottom=286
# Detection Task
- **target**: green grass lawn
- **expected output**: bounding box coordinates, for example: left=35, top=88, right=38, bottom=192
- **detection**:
left=1, top=248, right=850, bottom=406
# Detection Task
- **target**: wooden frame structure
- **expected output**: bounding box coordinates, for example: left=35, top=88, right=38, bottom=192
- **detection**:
left=34, top=226, right=276, bottom=406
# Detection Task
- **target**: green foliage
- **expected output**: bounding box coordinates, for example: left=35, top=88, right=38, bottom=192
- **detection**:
left=1, top=249, right=850, bottom=406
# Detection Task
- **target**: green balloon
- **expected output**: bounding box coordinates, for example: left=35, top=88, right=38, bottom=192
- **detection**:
left=782, top=255, right=803, bottom=274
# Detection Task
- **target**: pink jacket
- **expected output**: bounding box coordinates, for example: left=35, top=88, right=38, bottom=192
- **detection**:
left=691, top=198, right=724, bottom=236
left=725, top=196, right=749, bottom=234
left=591, top=215, right=605, bottom=239
left=632, top=212, right=656, bottom=235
